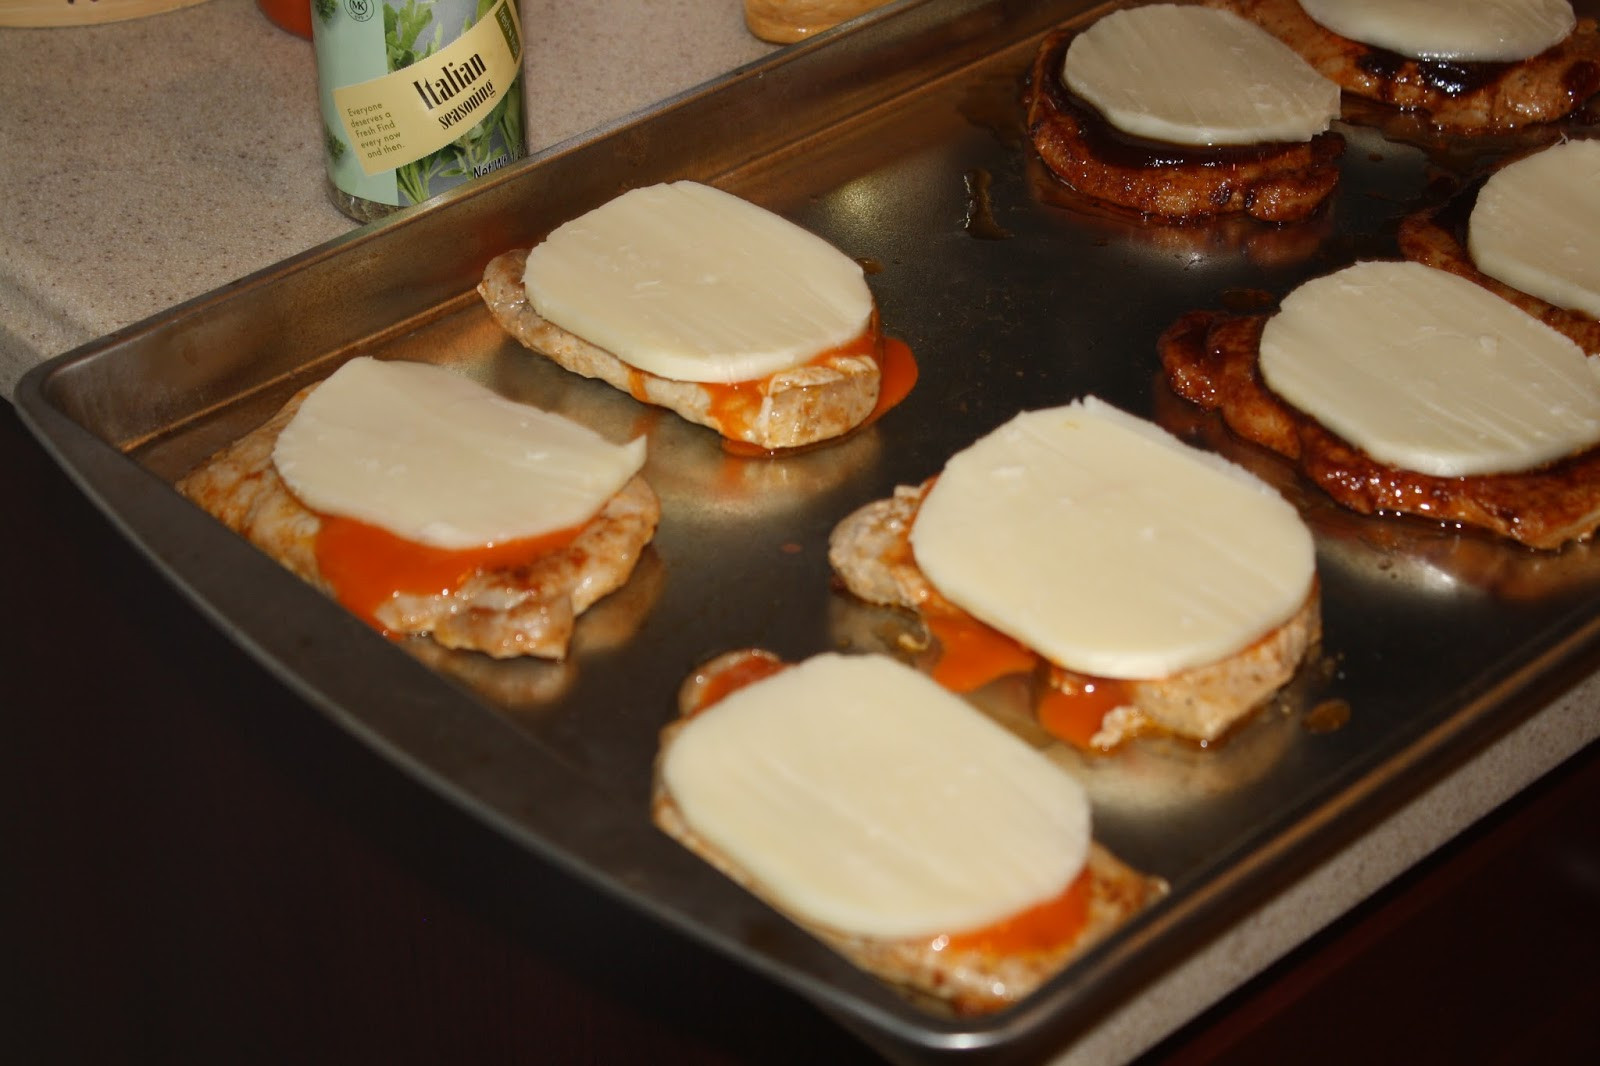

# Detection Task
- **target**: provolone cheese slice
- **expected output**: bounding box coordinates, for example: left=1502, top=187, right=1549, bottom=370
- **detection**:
left=1259, top=261, right=1600, bottom=477
left=272, top=357, right=647, bottom=549
left=522, top=181, right=873, bottom=385
left=910, top=398, right=1315, bottom=680
left=1298, top=0, right=1574, bottom=62
left=661, top=653, right=1091, bottom=940
left=1062, top=5, right=1340, bottom=146
left=1469, top=138, right=1600, bottom=320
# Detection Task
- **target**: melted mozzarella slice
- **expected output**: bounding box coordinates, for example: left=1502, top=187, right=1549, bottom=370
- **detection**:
left=1062, top=4, right=1340, bottom=146
left=1469, top=138, right=1600, bottom=320
left=522, top=181, right=873, bottom=385
left=910, top=398, right=1315, bottom=681
left=1259, top=261, right=1600, bottom=477
left=661, top=653, right=1091, bottom=940
left=1298, top=0, right=1574, bottom=62
left=272, top=357, right=647, bottom=549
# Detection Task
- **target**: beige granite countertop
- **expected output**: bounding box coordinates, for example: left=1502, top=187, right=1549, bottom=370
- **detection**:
left=0, top=0, right=772, bottom=396
left=2, top=2, right=1597, bottom=1063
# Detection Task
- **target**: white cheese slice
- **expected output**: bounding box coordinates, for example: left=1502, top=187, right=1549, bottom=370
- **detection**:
left=661, top=653, right=1091, bottom=940
left=1298, top=0, right=1574, bottom=62
left=521, top=181, right=873, bottom=385
left=1062, top=4, right=1340, bottom=146
left=1469, top=138, right=1600, bottom=320
left=910, top=398, right=1315, bottom=681
left=272, top=357, right=647, bottom=549
left=1259, top=261, right=1600, bottom=477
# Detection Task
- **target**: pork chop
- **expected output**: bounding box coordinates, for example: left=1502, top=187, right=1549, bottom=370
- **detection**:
left=827, top=481, right=1322, bottom=747
left=1206, top=0, right=1600, bottom=132
left=478, top=248, right=881, bottom=451
left=1024, top=26, right=1344, bottom=223
left=1159, top=309, right=1600, bottom=549
left=652, top=647, right=1166, bottom=1015
left=1398, top=199, right=1600, bottom=357
left=177, top=385, right=661, bottom=659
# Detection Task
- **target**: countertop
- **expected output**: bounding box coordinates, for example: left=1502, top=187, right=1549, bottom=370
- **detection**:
left=4, top=2, right=1599, bottom=1063
left=0, top=0, right=773, bottom=395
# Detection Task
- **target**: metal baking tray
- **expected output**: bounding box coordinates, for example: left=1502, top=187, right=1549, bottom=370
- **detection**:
left=17, top=0, right=1600, bottom=1060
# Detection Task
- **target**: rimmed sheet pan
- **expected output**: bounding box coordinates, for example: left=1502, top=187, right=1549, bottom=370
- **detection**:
left=18, top=1, right=1600, bottom=1060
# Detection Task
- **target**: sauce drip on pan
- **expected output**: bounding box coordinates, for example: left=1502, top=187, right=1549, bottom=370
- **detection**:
left=871, top=336, right=919, bottom=422
left=1038, top=671, right=1134, bottom=750
left=963, top=168, right=1012, bottom=240
left=1302, top=696, right=1352, bottom=735
left=314, top=514, right=583, bottom=632
left=720, top=323, right=918, bottom=457
left=705, top=318, right=882, bottom=438
left=922, top=603, right=1130, bottom=751
left=684, top=650, right=789, bottom=715
left=935, top=867, right=1092, bottom=956
left=923, top=605, right=1037, bottom=692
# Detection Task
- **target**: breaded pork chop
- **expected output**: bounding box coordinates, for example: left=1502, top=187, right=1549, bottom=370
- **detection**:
left=1398, top=202, right=1600, bottom=357
left=827, top=482, right=1322, bottom=747
left=177, top=386, right=661, bottom=659
left=478, top=248, right=881, bottom=451
left=652, top=647, right=1166, bottom=1015
left=1206, top=0, right=1600, bottom=132
left=1024, top=26, right=1344, bottom=223
left=1159, top=310, right=1600, bottom=549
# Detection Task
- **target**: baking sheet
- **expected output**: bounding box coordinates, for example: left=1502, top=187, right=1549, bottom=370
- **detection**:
left=17, top=0, right=1600, bottom=1060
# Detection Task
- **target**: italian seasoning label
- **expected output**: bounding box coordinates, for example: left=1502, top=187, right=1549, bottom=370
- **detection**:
left=312, top=0, right=526, bottom=219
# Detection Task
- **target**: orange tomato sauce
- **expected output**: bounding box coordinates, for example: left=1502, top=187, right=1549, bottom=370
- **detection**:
left=922, top=606, right=1038, bottom=693
left=684, top=651, right=789, bottom=716
left=920, top=599, right=1130, bottom=752
left=1037, top=671, right=1134, bottom=751
left=936, top=867, right=1093, bottom=956
left=705, top=316, right=917, bottom=457
left=313, top=514, right=582, bottom=631
left=869, top=336, right=918, bottom=424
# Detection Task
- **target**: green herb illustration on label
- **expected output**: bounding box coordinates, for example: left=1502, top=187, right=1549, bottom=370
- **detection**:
left=315, top=0, right=525, bottom=219
left=386, top=0, right=447, bottom=204
left=324, top=120, right=348, bottom=164
left=386, top=0, right=524, bottom=205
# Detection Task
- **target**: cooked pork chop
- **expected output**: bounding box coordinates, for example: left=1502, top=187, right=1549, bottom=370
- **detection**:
left=1398, top=202, right=1600, bottom=357
left=1024, top=27, right=1344, bottom=223
left=176, top=386, right=661, bottom=659
left=478, top=248, right=881, bottom=450
left=652, top=647, right=1166, bottom=1015
left=1160, top=310, right=1600, bottom=549
left=827, top=481, right=1322, bottom=746
left=1206, top=0, right=1600, bottom=132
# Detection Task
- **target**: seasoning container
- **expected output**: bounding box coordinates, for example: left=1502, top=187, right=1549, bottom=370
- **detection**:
left=257, top=0, right=312, bottom=37
left=311, top=0, right=527, bottom=222
left=742, top=0, right=892, bottom=43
